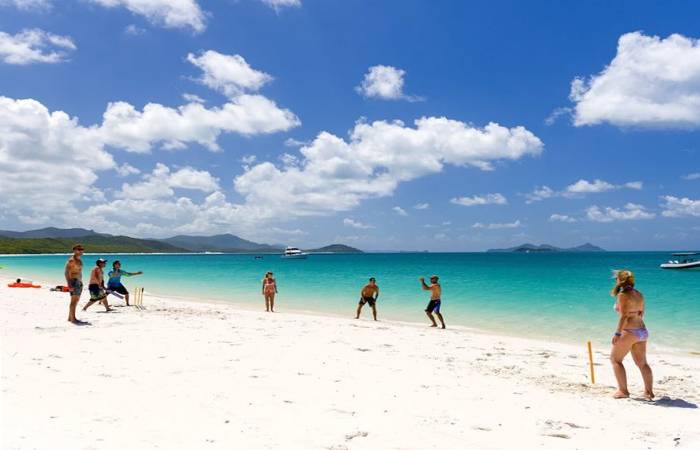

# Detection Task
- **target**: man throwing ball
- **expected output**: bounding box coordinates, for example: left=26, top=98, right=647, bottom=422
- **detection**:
left=420, top=275, right=445, bottom=329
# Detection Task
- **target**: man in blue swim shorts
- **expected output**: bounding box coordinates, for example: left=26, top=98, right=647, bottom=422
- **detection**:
left=420, top=275, right=445, bottom=329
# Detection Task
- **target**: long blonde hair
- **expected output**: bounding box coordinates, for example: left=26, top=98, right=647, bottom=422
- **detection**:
left=611, top=270, right=635, bottom=297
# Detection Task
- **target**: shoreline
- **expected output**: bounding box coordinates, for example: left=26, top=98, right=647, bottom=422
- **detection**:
left=2, top=268, right=698, bottom=357
left=2, top=278, right=699, bottom=449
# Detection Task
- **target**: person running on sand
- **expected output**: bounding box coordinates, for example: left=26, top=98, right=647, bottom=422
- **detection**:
left=64, top=244, right=86, bottom=324
left=610, top=270, right=654, bottom=400
left=355, top=277, right=379, bottom=320
left=262, top=272, right=278, bottom=312
left=420, top=275, right=445, bottom=329
left=107, top=260, right=143, bottom=306
left=83, top=259, right=113, bottom=312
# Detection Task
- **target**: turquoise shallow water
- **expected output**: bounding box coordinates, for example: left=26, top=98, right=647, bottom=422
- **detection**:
left=2, top=252, right=698, bottom=352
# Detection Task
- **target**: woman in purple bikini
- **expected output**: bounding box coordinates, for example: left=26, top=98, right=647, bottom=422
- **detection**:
left=609, top=270, right=654, bottom=400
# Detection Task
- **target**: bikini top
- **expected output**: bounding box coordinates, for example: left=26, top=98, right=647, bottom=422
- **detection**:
left=614, top=287, right=643, bottom=315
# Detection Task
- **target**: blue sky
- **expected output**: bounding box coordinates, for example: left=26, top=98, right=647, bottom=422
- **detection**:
left=0, top=0, right=699, bottom=251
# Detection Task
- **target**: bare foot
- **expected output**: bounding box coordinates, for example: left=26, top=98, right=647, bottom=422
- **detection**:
left=430, top=324, right=437, bottom=327
left=612, top=390, right=630, bottom=399
left=643, top=391, right=655, bottom=401
left=441, top=325, right=446, bottom=329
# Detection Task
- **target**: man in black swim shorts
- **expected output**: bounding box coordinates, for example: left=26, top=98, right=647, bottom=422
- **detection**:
left=356, top=277, right=379, bottom=321
left=421, top=275, right=445, bottom=329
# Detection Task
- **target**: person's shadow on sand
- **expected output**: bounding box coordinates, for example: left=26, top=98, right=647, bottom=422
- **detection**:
left=644, top=396, right=697, bottom=409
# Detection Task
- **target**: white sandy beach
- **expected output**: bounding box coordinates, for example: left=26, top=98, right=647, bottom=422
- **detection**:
left=1, top=276, right=698, bottom=450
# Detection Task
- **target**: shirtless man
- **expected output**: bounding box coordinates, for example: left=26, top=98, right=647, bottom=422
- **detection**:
left=83, top=258, right=113, bottom=312
left=64, top=244, right=85, bottom=324
left=356, top=277, right=379, bottom=320
left=420, top=275, right=445, bottom=329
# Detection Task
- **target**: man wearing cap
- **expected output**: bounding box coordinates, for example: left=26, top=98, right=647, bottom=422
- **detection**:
left=83, top=258, right=113, bottom=312
left=64, top=244, right=85, bottom=324
left=420, top=275, right=445, bottom=329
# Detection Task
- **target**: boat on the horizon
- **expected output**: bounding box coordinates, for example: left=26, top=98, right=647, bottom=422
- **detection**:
left=660, top=252, right=700, bottom=270
left=281, top=247, right=308, bottom=259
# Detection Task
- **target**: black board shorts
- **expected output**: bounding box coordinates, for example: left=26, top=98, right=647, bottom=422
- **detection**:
left=88, top=284, right=106, bottom=301
left=359, top=296, right=376, bottom=307
left=109, top=284, right=128, bottom=295
left=425, top=299, right=441, bottom=313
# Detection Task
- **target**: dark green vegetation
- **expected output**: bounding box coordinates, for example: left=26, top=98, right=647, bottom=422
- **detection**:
left=0, top=228, right=362, bottom=254
left=486, top=243, right=605, bottom=253
left=0, top=236, right=187, bottom=254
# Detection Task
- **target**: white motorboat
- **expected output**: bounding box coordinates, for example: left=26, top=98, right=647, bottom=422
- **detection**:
left=660, top=252, right=700, bottom=269
left=281, top=246, right=308, bottom=259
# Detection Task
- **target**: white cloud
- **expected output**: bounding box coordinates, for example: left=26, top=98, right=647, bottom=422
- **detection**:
left=451, top=193, right=507, bottom=207
left=392, top=206, right=408, bottom=216
left=88, top=0, right=206, bottom=33
left=343, top=218, right=374, bottom=229
left=234, top=117, right=542, bottom=219
left=660, top=195, right=700, bottom=217
left=99, top=95, right=299, bottom=152
left=182, top=93, right=204, bottom=103
left=683, top=172, right=700, bottom=180
left=565, top=179, right=616, bottom=194
left=260, top=0, right=300, bottom=9
left=0, top=97, right=114, bottom=222
left=472, top=220, right=522, bottom=230
left=187, top=51, right=273, bottom=98
left=570, top=31, right=700, bottom=128
left=544, top=107, right=572, bottom=125
left=278, top=153, right=299, bottom=167
left=355, top=65, right=423, bottom=101
left=0, top=0, right=51, bottom=10
left=117, top=163, right=219, bottom=200
left=623, top=181, right=643, bottom=190
left=524, top=186, right=556, bottom=204
left=241, top=154, right=257, bottom=165
left=586, top=203, right=655, bottom=222
left=413, top=203, right=430, bottom=210
left=0, top=28, right=75, bottom=65
left=284, top=137, right=309, bottom=147
left=115, top=162, right=141, bottom=177
left=549, top=214, right=577, bottom=223
left=525, top=179, right=642, bottom=203
left=124, top=24, right=146, bottom=36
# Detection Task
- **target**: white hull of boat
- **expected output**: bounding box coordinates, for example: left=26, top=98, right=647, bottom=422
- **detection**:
left=660, top=261, right=700, bottom=269
left=281, top=254, right=307, bottom=259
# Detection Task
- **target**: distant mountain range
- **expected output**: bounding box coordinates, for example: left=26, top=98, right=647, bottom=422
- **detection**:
left=0, top=228, right=362, bottom=254
left=486, top=243, right=605, bottom=253
left=0, top=227, right=103, bottom=239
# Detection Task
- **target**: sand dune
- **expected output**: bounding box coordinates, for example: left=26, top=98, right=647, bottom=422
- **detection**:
left=1, top=277, right=698, bottom=449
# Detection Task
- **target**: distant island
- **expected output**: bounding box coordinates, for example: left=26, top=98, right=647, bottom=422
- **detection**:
left=0, top=227, right=362, bottom=254
left=486, top=243, right=605, bottom=253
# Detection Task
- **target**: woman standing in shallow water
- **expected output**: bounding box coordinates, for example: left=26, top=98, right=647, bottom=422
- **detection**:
left=262, top=272, right=278, bottom=312
left=610, top=270, right=654, bottom=400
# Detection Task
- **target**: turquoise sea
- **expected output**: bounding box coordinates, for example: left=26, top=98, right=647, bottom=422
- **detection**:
left=2, top=252, right=698, bottom=352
